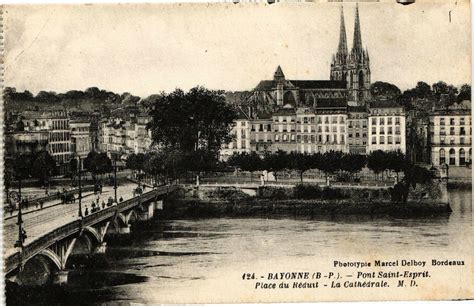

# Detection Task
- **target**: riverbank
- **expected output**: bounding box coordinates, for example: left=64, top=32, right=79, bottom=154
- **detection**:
left=163, top=198, right=452, bottom=218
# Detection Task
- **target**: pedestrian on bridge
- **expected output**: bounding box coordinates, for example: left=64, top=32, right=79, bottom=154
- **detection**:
left=40, top=201, right=44, bottom=210
left=85, top=206, right=89, bottom=216
left=102, top=201, right=106, bottom=209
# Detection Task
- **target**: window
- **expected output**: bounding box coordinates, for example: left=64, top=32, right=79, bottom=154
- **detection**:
left=440, top=118, right=445, bottom=126
left=380, top=127, right=385, bottom=134
left=310, top=117, right=315, bottom=124
left=311, top=135, right=315, bottom=143
left=395, top=136, right=401, bottom=144
left=325, top=126, right=329, bottom=132
left=340, top=116, right=345, bottom=123
left=388, top=127, right=393, bottom=134
left=371, top=127, right=376, bottom=134
left=318, top=126, right=322, bottom=132
left=297, top=135, right=301, bottom=142
left=379, top=118, right=385, bottom=125
left=395, top=126, right=401, bottom=135
left=371, top=136, right=376, bottom=144
left=356, top=132, right=360, bottom=137
left=372, top=118, right=376, bottom=125
left=440, top=137, right=445, bottom=145
left=325, top=117, right=329, bottom=124
left=460, top=127, right=466, bottom=135
left=303, top=117, right=308, bottom=124
left=450, top=118, right=455, bottom=125
left=303, top=135, right=308, bottom=143
left=332, top=126, right=337, bottom=132
left=291, top=135, right=295, bottom=141
left=395, top=117, right=400, bottom=125
left=460, top=137, right=465, bottom=145
left=340, top=126, right=345, bottom=133
left=450, top=127, right=455, bottom=135
left=449, top=149, right=456, bottom=166
left=349, top=133, right=353, bottom=138
left=275, top=135, right=280, bottom=142
left=318, top=135, right=322, bottom=143
left=460, top=149, right=466, bottom=165
left=460, top=118, right=465, bottom=125
left=251, top=125, right=255, bottom=131
left=388, top=136, right=393, bottom=144
left=326, top=135, right=330, bottom=143
left=387, top=117, right=392, bottom=124
left=450, top=138, right=455, bottom=145
left=283, top=134, right=288, bottom=141
left=379, top=136, right=385, bottom=144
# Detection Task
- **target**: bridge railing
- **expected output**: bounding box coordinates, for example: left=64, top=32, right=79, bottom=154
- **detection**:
left=5, top=220, right=82, bottom=274
left=5, top=184, right=179, bottom=275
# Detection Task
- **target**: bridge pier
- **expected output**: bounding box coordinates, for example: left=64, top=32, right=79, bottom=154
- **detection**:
left=95, top=242, right=107, bottom=254
left=52, top=270, right=69, bottom=286
left=138, top=201, right=155, bottom=221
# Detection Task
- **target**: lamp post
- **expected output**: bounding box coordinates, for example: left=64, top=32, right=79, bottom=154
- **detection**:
left=14, top=177, right=26, bottom=250
left=71, top=154, right=83, bottom=219
left=113, top=158, right=118, bottom=203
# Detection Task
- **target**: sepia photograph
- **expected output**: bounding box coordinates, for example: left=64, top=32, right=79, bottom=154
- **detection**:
left=1, top=0, right=472, bottom=304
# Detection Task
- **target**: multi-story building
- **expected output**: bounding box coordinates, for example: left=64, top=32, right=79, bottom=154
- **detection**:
left=5, top=131, right=49, bottom=156
left=367, top=101, right=406, bottom=154
left=347, top=106, right=368, bottom=154
left=296, top=108, right=316, bottom=154
left=315, top=99, right=348, bottom=153
left=70, top=120, right=92, bottom=165
left=249, top=118, right=273, bottom=154
left=272, top=106, right=297, bottom=153
left=20, top=110, right=72, bottom=174
left=430, top=101, right=472, bottom=166
left=220, top=118, right=251, bottom=160
left=99, top=118, right=127, bottom=160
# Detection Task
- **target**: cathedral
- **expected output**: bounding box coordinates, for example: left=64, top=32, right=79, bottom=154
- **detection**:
left=330, top=5, right=371, bottom=105
left=242, top=5, right=371, bottom=118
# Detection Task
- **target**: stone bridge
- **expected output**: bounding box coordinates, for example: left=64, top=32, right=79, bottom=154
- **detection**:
left=5, top=185, right=178, bottom=286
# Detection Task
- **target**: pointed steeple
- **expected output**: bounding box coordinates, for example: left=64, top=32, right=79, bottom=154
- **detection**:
left=274, top=65, right=285, bottom=80
left=337, top=6, right=348, bottom=55
left=352, top=3, right=363, bottom=54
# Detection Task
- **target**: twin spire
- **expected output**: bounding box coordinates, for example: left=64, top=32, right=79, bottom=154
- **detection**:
left=337, top=4, right=363, bottom=56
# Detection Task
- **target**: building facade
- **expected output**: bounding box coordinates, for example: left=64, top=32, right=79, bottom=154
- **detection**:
left=347, top=106, right=368, bottom=154
left=367, top=101, right=406, bottom=154
left=430, top=102, right=472, bottom=166
left=70, top=120, right=92, bottom=164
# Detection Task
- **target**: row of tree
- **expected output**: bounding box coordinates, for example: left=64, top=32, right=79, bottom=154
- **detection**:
left=226, top=150, right=407, bottom=183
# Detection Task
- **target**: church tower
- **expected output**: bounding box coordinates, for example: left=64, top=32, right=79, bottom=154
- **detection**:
left=331, top=4, right=371, bottom=105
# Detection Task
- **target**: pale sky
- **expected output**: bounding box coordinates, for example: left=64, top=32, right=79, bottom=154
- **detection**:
left=3, top=0, right=471, bottom=97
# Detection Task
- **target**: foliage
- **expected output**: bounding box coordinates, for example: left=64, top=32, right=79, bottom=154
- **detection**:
left=146, top=86, right=236, bottom=156
left=370, top=81, right=401, bottom=100
left=84, top=151, right=113, bottom=183
left=32, top=151, right=57, bottom=185
left=294, top=184, right=347, bottom=200
left=391, top=164, right=435, bottom=202
left=457, top=84, right=471, bottom=102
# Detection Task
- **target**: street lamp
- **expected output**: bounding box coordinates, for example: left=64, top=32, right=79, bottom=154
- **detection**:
left=113, top=158, right=118, bottom=203
left=71, top=154, right=83, bottom=219
left=14, top=177, right=26, bottom=250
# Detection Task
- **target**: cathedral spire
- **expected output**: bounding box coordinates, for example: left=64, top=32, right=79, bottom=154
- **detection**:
left=352, top=3, right=363, bottom=54
left=337, top=6, right=348, bottom=55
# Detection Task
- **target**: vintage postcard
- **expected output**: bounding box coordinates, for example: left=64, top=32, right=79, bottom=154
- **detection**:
left=1, top=0, right=472, bottom=304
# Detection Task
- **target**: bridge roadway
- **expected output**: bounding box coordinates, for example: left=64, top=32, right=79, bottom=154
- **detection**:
left=4, top=184, right=176, bottom=275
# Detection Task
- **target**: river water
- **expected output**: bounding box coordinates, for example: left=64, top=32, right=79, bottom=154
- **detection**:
left=7, top=189, right=472, bottom=304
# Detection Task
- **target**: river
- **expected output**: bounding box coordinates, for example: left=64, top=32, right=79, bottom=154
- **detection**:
left=6, top=189, right=472, bottom=304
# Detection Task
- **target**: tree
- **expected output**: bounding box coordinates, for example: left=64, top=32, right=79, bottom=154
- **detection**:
left=386, top=150, right=405, bottom=180
left=367, top=150, right=388, bottom=180
left=457, top=84, right=471, bottom=102
left=84, top=151, right=112, bottom=184
left=289, top=152, right=314, bottom=183
left=340, top=153, right=366, bottom=179
left=147, top=86, right=236, bottom=156
left=370, top=82, right=401, bottom=100
left=32, top=151, right=56, bottom=186
left=319, top=151, right=343, bottom=180
left=228, top=152, right=262, bottom=182
left=392, top=164, right=434, bottom=202
left=263, top=150, right=289, bottom=182
left=432, top=81, right=458, bottom=109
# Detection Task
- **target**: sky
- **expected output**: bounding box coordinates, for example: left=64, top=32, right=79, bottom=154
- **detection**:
left=3, top=0, right=471, bottom=98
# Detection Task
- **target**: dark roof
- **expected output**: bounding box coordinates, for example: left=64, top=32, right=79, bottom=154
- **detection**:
left=290, top=80, right=346, bottom=89
left=315, top=98, right=347, bottom=108
left=369, top=100, right=402, bottom=109
left=255, top=80, right=276, bottom=91
left=272, top=107, right=296, bottom=116
left=255, top=80, right=347, bottom=91
left=348, top=106, right=367, bottom=112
